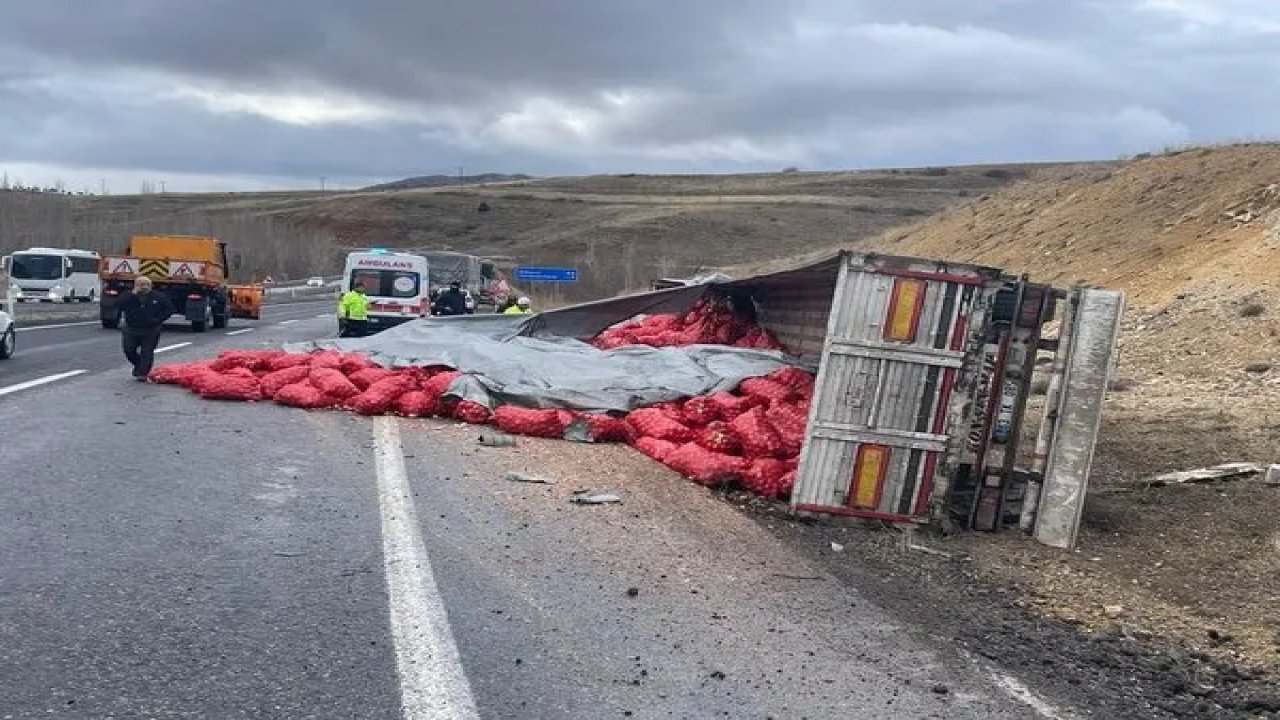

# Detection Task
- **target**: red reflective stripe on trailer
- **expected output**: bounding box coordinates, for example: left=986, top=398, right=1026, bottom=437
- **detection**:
left=876, top=267, right=986, bottom=286
left=794, top=503, right=925, bottom=524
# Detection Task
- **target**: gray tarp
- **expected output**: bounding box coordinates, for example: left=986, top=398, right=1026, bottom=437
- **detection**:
left=287, top=313, right=804, bottom=413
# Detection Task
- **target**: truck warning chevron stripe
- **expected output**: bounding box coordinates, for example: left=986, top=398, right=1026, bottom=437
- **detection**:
left=140, top=259, right=168, bottom=278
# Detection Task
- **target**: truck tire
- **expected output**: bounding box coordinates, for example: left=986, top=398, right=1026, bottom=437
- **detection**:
left=101, top=315, right=119, bottom=329
left=212, top=304, right=228, bottom=329
left=192, top=320, right=208, bottom=333
left=0, top=327, right=14, bottom=359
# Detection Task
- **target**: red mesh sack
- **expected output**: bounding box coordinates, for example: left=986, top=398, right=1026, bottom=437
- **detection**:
left=680, top=395, right=720, bottom=426
left=185, top=368, right=224, bottom=395
left=640, top=314, right=680, bottom=331
left=308, top=351, right=343, bottom=369
left=696, top=421, right=741, bottom=455
left=663, top=442, right=746, bottom=486
left=393, top=391, right=438, bottom=417
left=633, top=437, right=678, bottom=462
left=766, top=367, right=815, bottom=394
left=778, top=470, right=797, bottom=496
left=208, top=349, right=280, bottom=372
left=348, top=376, right=415, bottom=415
left=148, top=362, right=203, bottom=386
left=265, top=352, right=312, bottom=371
left=349, top=367, right=397, bottom=391
left=339, top=353, right=378, bottom=374
left=654, top=402, right=687, bottom=423
left=261, top=365, right=312, bottom=398
left=739, top=377, right=792, bottom=405
left=742, top=458, right=787, bottom=496
left=197, top=374, right=263, bottom=402
left=493, top=406, right=567, bottom=437
left=453, top=400, right=492, bottom=425
left=729, top=405, right=783, bottom=458
left=273, top=382, right=333, bottom=409
left=422, top=370, right=462, bottom=400
left=579, top=414, right=629, bottom=442
left=765, top=404, right=808, bottom=458
left=309, top=367, right=360, bottom=400
left=708, top=391, right=760, bottom=421
left=626, top=408, right=694, bottom=443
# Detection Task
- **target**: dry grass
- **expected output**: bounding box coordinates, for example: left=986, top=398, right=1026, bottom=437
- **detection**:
left=1, top=161, right=1064, bottom=299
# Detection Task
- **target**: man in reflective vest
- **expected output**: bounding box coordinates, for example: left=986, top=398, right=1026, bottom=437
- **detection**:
left=503, top=296, right=533, bottom=315
left=338, top=284, right=371, bottom=337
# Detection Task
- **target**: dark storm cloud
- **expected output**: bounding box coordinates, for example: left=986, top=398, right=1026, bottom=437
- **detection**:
left=1, top=1, right=1278, bottom=188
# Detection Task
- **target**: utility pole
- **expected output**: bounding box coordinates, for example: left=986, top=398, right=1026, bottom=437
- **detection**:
left=320, top=176, right=327, bottom=192
left=100, top=178, right=107, bottom=195
left=458, top=166, right=464, bottom=187
left=159, top=180, right=166, bottom=193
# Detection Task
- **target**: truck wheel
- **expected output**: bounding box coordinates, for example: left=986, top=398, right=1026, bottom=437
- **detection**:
left=0, top=327, right=14, bottom=359
left=212, top=307, right=228, bottom=329
left=101, top=315, right=119, bottom=329
left=192, top=304, right=211, bottom=333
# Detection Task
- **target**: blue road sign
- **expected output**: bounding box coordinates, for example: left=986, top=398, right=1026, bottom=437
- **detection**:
left=514, top=266, right=578, bottom=282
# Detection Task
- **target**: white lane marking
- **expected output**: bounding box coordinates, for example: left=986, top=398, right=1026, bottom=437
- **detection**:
left=0, top=370, right=88, bottom=397
left=372, top=416, right=479, bottom=720
left=154, top=342, right=193, bottom=354
left=988, top=670, right=1072, bottom=719
left=315, top=313, right=330, bottom=318
left=279, top=319, right=300, bottom=325
left=16, top=320, right=100, bottom=332
left=226, top=328, right=255, bottom=336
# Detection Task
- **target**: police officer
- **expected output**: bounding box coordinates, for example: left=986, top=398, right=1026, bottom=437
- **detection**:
left=338, top=283, right=371, bottom=337
left=503, top=296, right=533, bottom=315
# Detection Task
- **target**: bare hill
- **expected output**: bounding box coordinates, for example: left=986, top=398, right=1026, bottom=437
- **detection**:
left=865, top=144, right=1280, bottom=382
left=0, top=162, right=1081, bottom=295
left=362, top=173, right=531, bottom=191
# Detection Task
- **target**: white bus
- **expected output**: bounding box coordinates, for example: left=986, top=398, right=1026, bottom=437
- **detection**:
left=0, top=247, right=102, bottom=303
left=343, top=249, right=431, bottom=331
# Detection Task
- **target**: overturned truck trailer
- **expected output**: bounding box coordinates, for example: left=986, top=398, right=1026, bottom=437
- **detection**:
left=773, top=253, right=1122, bottom=548
left=543, top=250, right=1122, bottom=547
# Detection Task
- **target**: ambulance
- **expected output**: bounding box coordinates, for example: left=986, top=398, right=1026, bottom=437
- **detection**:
left=342, top=249, right=431, bottom=331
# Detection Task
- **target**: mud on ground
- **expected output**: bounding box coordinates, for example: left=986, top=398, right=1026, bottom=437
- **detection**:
left=739, top=375, right=1280, bottom=719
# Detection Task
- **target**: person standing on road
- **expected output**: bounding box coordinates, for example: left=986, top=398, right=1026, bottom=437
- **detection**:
left=434, top=281, right=469, bottom=316
left=117, top=276, right=175, bottom=381
left=503, top=296, right=533, bottom=315
left=338, top=284, right=371, bottom=337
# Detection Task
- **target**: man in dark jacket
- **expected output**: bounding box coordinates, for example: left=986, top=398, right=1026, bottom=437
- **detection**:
left=117, top=276, right=175, bottom=380
left=433, top=281, right=468, bottom=316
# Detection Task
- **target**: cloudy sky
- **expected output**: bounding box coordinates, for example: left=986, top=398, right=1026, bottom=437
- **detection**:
left=1, top=0, right=1277, bottom=192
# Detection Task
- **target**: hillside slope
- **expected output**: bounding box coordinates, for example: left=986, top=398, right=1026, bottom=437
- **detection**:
left=0, top=163, right=1080, bottom=296
left=869, top=144, right=1280, bottom=380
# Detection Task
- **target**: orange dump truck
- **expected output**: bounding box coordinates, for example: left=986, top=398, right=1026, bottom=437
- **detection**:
left=98, top=235, right=263, bottom=332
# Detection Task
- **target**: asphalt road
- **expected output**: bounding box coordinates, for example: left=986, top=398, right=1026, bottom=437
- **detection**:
left=0, top=307, right=1068, bottom=719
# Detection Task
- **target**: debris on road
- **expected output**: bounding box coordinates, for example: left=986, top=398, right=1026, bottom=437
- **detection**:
left=626, top=587, right=640, bottom=597
left=1141, top=462, right=1263, bottom=487
left=506, top=471, right=554, bottom=485
left=477, top=432, right=518, bottom=447
left=571, top=490, right=622, bottom=505
left=830, top=541, right=844, bottom=553
left=1264, top=464, right=1280, bottom=486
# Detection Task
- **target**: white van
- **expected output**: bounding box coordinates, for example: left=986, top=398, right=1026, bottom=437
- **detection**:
left=1, top=247, right=102, bottom=303
left=0, top=266, right=15, bottom=359
left=343, top=249, right=431, bottom=331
